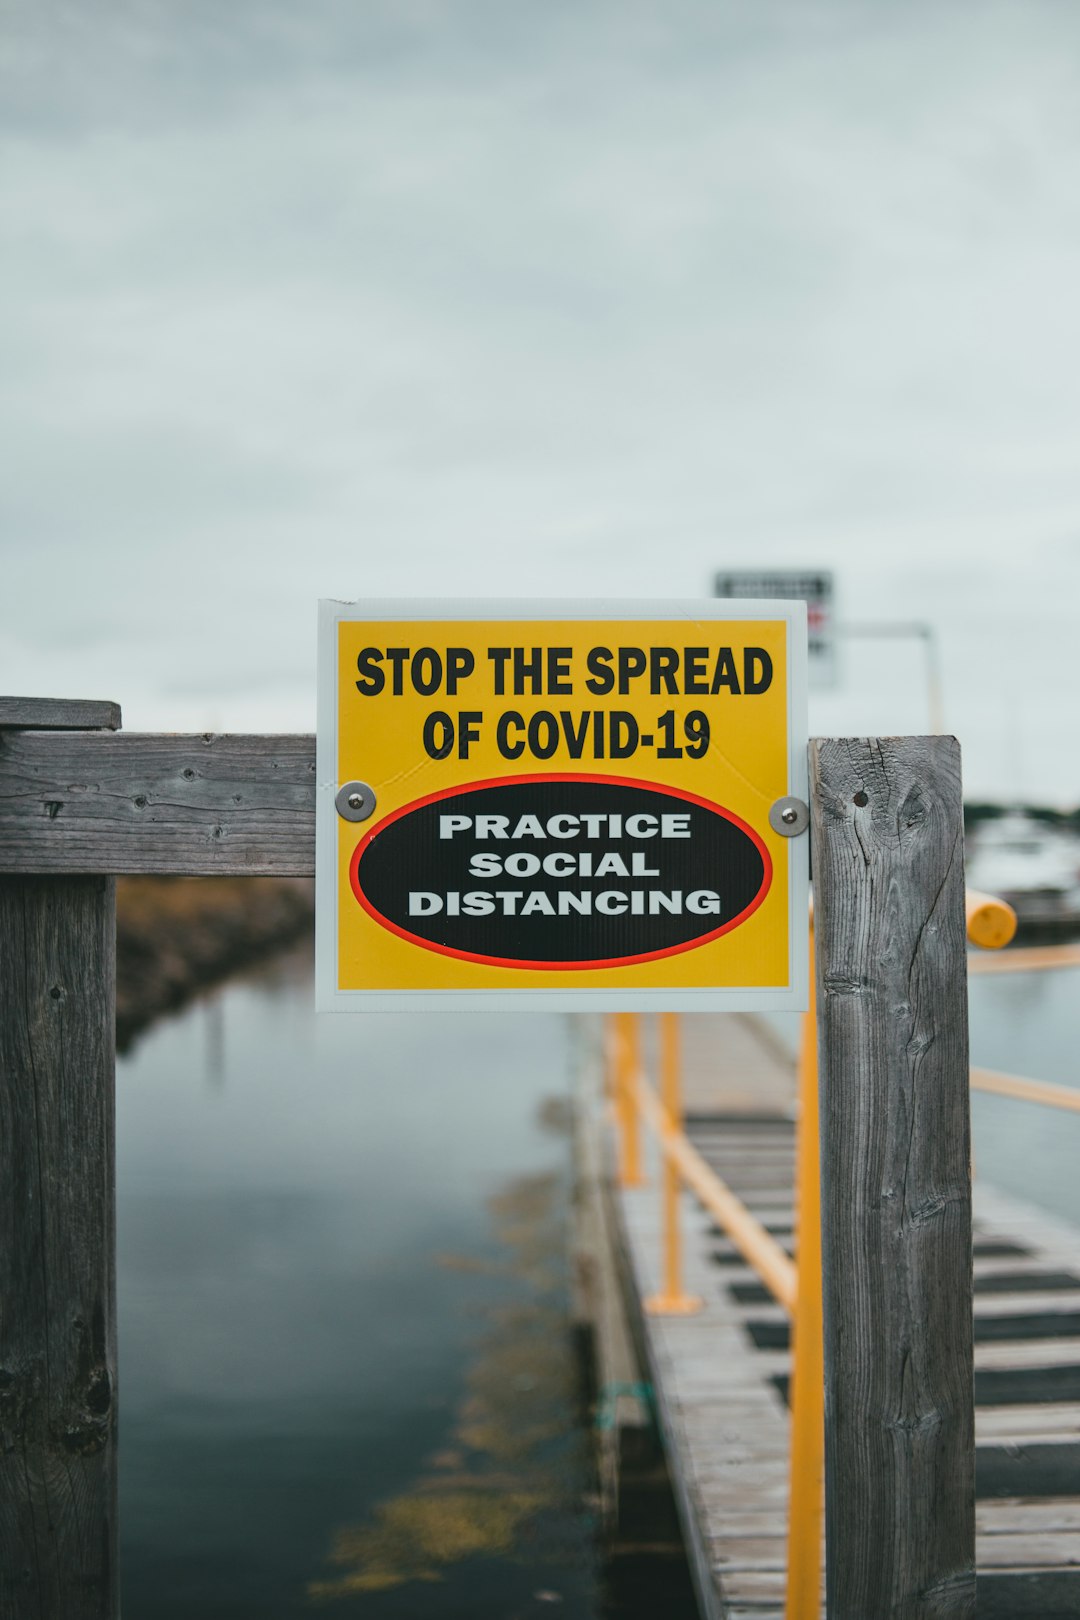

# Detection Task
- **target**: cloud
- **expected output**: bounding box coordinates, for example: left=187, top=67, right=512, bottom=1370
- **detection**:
left=2, top=0, right=1079, bottom=794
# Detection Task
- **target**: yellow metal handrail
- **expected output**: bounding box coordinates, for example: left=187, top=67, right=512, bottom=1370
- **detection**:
left=971, top=1066, right=1080, bottom=1113
left=969, top=942, right=1080, bottom=975
left=786, top=936, right=824, bottom=1620
left=643, top=1014, right=703, bottom=1317
left=629, top=1067, right=798, bottom=1314
left=611, top=1021, right=813, bottom=1617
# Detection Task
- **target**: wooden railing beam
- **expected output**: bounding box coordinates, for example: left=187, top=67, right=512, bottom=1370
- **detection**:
left=0, top=698, right=121, bottom=732
left=0, top=731, right=316, bottom=876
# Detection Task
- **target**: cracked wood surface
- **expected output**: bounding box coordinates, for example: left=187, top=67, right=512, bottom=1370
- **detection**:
left=810, top=736, right=975, bottom=1619
left=0, top=876, right=117, bottom=1620
left=0, top=731, right=316, bottom=875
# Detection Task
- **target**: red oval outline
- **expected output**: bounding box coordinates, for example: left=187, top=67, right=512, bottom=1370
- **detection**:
left=348, top=773, right=774, bottom=972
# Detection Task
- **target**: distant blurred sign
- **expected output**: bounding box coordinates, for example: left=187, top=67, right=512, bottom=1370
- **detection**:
left=715, top=570, right=835, bottom=688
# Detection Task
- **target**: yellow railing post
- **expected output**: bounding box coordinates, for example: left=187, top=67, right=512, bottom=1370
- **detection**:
left=646, top=1013, right=703, bottom=1316
left=603, top=1012, right=618, bottom=1102
left=631, top=1067, right=797, bottom=1310
left=614, top=1011, right=646, bottom=1187
left=785, top=929, right=824, bottom=1620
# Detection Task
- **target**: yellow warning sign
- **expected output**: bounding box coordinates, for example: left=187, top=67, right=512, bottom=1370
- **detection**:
left=316, top=600, right=808, bottom=1012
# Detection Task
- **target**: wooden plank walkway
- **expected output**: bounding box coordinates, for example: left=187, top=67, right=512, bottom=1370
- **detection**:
left=607, top=1012, right=1080, bottom=1619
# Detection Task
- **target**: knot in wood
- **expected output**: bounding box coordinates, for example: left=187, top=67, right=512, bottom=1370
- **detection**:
left=0, top=1362, right=36, bottom=1442
left=822, top=972, right=874, bottom=997
left=903, top=1192, right=959, bottom=1231
left=905, top=1029, right=934, bottom=1060
left=61, top=1366, right=113, bottom=1455
left=898, top=784, right=930, bottom=834
left=919, top=1570, right=977, bottom=1606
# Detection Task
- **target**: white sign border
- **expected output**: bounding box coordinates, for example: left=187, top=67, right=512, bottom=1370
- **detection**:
left=316, top=598, right=808, bottom=1013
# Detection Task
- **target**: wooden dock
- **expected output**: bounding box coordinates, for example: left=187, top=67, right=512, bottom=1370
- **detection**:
left=585, top=1011, right=1080, bottom=1620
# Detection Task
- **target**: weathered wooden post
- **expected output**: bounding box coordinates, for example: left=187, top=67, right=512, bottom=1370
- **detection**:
left=0, top=704, right=318, bottom=1617
left=0, top=699, right=122, bottom=1620
left=809, top=736, right=975, bottom=1619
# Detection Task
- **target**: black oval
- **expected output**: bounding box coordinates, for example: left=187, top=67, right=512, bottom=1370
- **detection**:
left=350, top=775, right=771, bottom=970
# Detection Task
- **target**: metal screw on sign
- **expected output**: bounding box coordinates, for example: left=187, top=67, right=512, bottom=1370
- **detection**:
left=769, top=796, right=809, bottom=837
left=335, top=781, right=377, bottom=823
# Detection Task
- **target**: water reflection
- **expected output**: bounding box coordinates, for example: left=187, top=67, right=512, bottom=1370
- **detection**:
left=118, top=946, right=600, bottom=1618
left=203, top=993, right=226, bottom=1090
left=310, top=1169, right=591, bottom=1603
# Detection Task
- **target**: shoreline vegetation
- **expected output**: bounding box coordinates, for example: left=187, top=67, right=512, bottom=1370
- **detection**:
left=116, top=876, right=314, bottom=1051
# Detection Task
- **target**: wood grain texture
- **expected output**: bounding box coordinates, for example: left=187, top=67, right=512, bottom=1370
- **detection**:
left=0, top=876, right=117, bottom=1620
left=0, top=699, right=120, bottom=731
left=0, top=732, right=316, bottom=875
left=810, top=737, right=975, bottom=1620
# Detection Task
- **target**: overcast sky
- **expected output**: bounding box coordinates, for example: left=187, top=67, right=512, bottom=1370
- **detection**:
left=3, top=0, right=1079, bottom=799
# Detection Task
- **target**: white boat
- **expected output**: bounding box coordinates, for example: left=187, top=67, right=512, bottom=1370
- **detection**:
left=966, top=811, right=1080, bottom=933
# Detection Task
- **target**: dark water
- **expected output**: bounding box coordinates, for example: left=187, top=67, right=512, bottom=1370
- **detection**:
left=117, top=945, right=637, bottom=1619
left=119, top=948, right=1077, bottom=1615
left=968, top=965, right=1080, bottom=1228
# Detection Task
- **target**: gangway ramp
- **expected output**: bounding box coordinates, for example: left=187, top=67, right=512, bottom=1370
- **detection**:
left=603, top=1012, right=1080, bottom=1619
